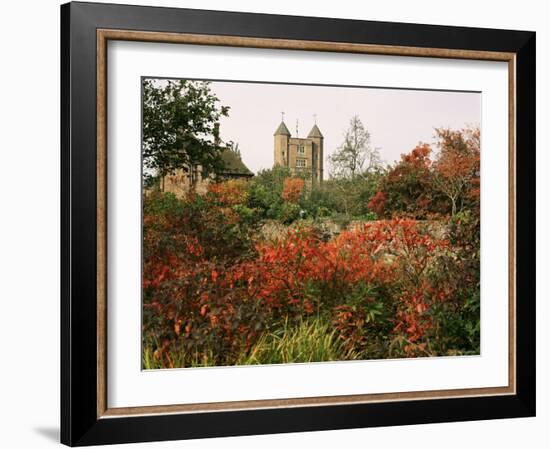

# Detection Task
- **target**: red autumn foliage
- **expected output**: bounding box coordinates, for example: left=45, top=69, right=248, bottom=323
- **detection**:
left=207, top=179, right=249, bottom=206
left=143, top=189, right=454, bottom=365
left=370, top=144, right=435, bottom=219
left=333, top=305, right=370, bottom=352
left=143, top=127, right=481, bottom=368
left=433, top=127, right=480, bottom=216
left=367, top=127, right=480, bottom=220
left=367, top=190, right=386, bottom=217
left=281, top=177, right=305, bottom=203
left=401, top=143, right=432, bottom=168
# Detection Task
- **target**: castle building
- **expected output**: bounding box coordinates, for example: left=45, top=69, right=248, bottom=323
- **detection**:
left=273, top=120, right=324, bottom=185
left=161, top=148, right=253, bottom=198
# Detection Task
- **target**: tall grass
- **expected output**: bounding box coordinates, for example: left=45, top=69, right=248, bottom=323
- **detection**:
left=143, top=318, right=358, bottom=369
left=142, top=336, right=218, bottom=369
left=238, top=318, right=358, bottom=365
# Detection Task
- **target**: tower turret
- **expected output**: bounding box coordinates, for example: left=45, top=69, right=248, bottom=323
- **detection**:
left=274, top=121, right=291, bottom=167
left=308, top=123, right=324, bottom=184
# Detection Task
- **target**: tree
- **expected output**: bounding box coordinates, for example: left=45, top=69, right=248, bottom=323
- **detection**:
left=368, top=144, right=436, bottom=219
left=432, top=127, right=480, bottom=216
left=321, top=172, right=383, bottom=217
left=282, top=178, right=305, bottom=203
left=247, top=166, right=292, bottom=219
left=142, top=79, right=230, bottom=187
left=329, top=116, right=380, bottom=179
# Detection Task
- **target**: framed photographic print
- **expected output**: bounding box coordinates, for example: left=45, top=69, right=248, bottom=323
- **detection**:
left=60, top=1, right=536, bottom=446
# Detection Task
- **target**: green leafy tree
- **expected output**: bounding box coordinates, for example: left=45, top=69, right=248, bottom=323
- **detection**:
left=247, top=166, right=292, bottom=220
left=142, top=79, right=230, bottom=187
left=320, top=173, right=382, bottom=218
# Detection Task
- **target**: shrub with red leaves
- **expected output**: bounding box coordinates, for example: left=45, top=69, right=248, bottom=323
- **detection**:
left=143, top=182, right=477, bottom=367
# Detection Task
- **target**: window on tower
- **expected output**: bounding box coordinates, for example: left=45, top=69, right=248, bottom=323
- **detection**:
left=296, top=159, right=306, bottom=168
left=297, top=145, right=305, bottom=154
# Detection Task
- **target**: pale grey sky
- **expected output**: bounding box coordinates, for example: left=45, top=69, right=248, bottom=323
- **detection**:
left=149, top=79, right=480, bottom=176
left=209, top=80, right=480, bottom=176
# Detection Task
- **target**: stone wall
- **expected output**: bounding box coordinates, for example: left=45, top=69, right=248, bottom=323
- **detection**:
left=258, top=218, right=447, bottom=242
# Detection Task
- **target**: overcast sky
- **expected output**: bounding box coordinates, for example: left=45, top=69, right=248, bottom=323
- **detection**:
left=151, top=79, right=481, bottom=176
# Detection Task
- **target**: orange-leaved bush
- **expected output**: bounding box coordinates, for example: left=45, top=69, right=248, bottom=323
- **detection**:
left=281, top=177, right=305, bottom=203
left=207, top=179, right=249, bottom=206
left=143, top=187, right=464, bottom=367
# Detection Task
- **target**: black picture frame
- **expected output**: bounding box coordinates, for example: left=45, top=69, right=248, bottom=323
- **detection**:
left=61, top=1, right=536, bottom=446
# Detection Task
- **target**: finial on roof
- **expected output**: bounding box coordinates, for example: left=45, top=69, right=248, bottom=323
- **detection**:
left=295, top=119, right=299, bottom=137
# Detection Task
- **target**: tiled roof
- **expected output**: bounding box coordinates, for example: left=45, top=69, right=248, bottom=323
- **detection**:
left=307, top=124, right=323, bottom=138
left=274, top=121, right=291, bottom=136
left=220, top=149, right=254, bottom=176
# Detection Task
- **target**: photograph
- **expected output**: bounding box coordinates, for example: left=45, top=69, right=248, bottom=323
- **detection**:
left=141, top=78, right=482, bottom=369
